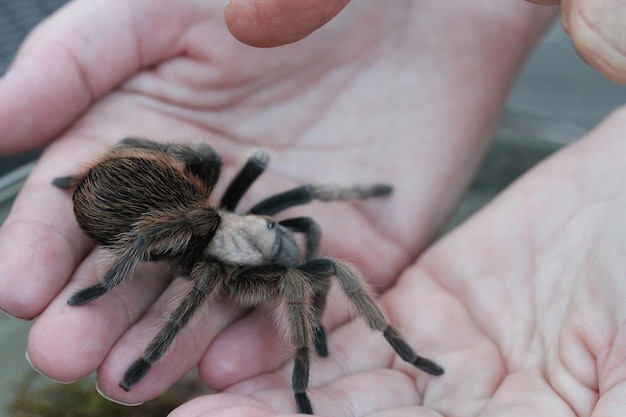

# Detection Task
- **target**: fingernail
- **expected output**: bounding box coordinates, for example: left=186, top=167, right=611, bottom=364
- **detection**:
left=0, top=304, right=15, bottom=318
left=24, top=351, right=77, bottom=384
left=224, top=0, right=231, bottom=9
left=95, top=378, right=144, bottom=406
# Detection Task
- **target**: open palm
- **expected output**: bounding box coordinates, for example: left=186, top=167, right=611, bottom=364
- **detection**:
left=0, top=0, right=558, bottom=410
left=171, top=109, right=626, bottom=416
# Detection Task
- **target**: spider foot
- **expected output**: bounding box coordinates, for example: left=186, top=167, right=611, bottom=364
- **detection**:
left=68, top=284, right=107, bottom=306
left=119, top=358, right=151, bottom=392
left=413, top=356, right=444, bottom=376
left=52, top=176, right=74, bottom=189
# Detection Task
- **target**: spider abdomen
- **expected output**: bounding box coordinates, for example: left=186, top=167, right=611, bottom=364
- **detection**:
left=72, top=156, right=210, bottom=245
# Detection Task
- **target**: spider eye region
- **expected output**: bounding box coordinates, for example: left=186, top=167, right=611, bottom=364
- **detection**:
left=206, top=212, right=284, bottom=266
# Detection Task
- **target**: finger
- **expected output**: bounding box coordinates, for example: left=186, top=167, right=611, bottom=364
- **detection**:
left=167, top=393, right=277, bottom=417
left=25, top=249, right=171, bottom=383
left=561, top=0, right=626, bottom=84
left=198, top=302, right=289, bottom=391
left=171, top=370, right=432, bottom=416
left=224, top=0, right=350, bottom=47
left=0, top=139, right=101, bottom=318
left=254, top=370, right=424, bottom=416
left=0, top=0, right=196, bottom=153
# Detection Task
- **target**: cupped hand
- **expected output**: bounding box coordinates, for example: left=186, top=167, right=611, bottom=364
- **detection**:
left=171, top=107, right=626, bottom=416
left=526, top=0, right=626, bottom=84
left=0, top=0, right=551, bottom=407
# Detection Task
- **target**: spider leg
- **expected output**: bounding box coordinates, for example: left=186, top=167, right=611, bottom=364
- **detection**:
left=329, top=260, right=444, bottom=376
left=68, top=207, right=220, bottom=306
left=229, top=265, right=316, bottom=414
left=67, top=235, right=150, bottom=306
left=120, top=262, right=223, bottom=391
left=248, top=183, right=393, bottom=216
left=220, top=150, right=269, bottom=211
left=117, top=138, right=222, bottom=192
left=279, top=268, right=316, bottom=415
left=298, top=259, right=333, bottom=357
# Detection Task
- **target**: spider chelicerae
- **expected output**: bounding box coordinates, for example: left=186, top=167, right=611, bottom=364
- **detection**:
left=53, top=137, right=443, bottom=414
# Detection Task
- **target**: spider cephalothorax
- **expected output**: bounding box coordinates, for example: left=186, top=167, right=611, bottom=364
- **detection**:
left=53, top=138, right=443, bottom=414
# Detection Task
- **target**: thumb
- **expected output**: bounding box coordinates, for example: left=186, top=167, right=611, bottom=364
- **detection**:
left=224, top=0, right=350, bottom=47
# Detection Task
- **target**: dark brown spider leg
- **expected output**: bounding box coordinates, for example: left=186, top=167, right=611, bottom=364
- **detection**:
left=219, top=150, right=270, bottom=211
left=117, top=138, right=222, bottom=192
left=248, top=183, right=393, bottom=216
left=51, top=176, right=75, bottom=189
left=331, top=260, right=444, bottom=376
left=120, top=262, right=223, bottom=391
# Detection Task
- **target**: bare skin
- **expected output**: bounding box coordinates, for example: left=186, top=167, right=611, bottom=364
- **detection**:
left=5, top=0, right=626, bottom=415
left=526, top=0, right=626, bottom=84
left=226, top=0, right=626, bottom=85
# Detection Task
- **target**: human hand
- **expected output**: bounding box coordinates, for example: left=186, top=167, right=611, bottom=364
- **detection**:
left=526, top=0, right=626, bottom=84
left=0, top=0, right=551, bottom=407
left=228, top=0, right=626, bottom=84
left=170, top=107, right=626, bottom=416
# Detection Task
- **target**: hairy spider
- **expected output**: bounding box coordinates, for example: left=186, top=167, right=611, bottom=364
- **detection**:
left=53, top=138, right=443, bottom=414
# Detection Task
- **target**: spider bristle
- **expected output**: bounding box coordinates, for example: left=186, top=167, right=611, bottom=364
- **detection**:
left=120, top=358, right=151, bottom=391
left=67, top=285, right=108, bottom=306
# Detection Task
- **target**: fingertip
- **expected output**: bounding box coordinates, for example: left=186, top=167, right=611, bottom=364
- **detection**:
left=224, top=0, right=350, bottom=47
left=562, top=1, right=626, bottom=85
left=0, top=221, right=81, bottom=319
left=24, top=351, right=78, bottom=385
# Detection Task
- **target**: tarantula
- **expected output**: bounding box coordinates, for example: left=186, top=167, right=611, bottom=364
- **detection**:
left=53, top=138, right=443, bottom=414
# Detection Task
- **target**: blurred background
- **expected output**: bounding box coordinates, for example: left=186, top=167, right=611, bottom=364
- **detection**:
left=0, top=0, right=67, bottom=174
left=0, top=0, right=625, bottom=177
